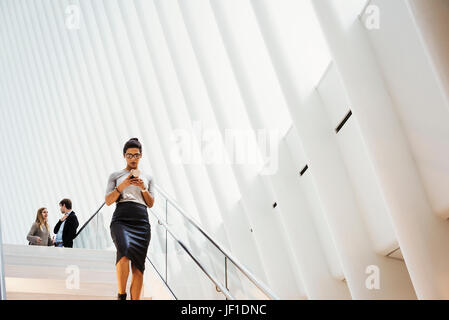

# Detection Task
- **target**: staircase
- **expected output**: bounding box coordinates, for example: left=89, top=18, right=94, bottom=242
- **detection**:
left=0, top=183, right=277, bottom=300
left=3, top=244, right=174, bottom=300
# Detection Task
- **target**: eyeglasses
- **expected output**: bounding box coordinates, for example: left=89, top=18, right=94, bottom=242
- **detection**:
left=125, top=153, right=142, bottom=159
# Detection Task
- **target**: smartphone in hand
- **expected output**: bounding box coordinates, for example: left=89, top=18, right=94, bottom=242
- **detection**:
left=130, top=169, right=140, bottom=178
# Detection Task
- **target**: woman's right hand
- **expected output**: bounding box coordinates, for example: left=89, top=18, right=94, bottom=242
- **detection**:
left=36, top=237, right=41, bottom=244
left=117, top=172, right=134, bottom=191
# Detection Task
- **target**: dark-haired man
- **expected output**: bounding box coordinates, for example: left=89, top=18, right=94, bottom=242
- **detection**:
left=54, top=198, right=79, bottom=248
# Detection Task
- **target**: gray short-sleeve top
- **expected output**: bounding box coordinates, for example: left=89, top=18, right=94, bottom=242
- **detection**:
left=105, top=169, right=154, bottom=206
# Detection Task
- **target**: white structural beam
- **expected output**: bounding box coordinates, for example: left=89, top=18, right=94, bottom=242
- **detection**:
left=210, top=0, right=349, bottom=300
left=147, top=0, right=269, bottom=291
left=1, top=0, right=449, bottom=300
left=311, top=0, right=449, bottom=299
left=176, top=0, right=305, bottom=298
left=251, top=0, right=416, bottom=299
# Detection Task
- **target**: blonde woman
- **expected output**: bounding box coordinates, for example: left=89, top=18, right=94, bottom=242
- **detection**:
left=27, top=207, right=55, bottom=246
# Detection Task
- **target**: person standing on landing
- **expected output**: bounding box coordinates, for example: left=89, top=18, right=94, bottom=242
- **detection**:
left=27, top=207, right=55, bottom=246
left=105, top=138, right=155, bottom=300
left=54, top=199, right=79, bottom=248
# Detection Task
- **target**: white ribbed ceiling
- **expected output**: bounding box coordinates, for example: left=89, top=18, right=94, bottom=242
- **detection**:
left=1, top=0, right=449, bottom=300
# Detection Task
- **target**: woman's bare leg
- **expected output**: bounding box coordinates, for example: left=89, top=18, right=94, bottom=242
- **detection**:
left=130, top=263, right=144, bottom=300
left=116, top=256, right=130, bottom=294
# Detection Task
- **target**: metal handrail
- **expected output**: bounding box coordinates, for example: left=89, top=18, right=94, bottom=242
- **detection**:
left=153, top=183, right=279, bottom=300
left=0, top=211, right=6, bottom=300
left=74, top=202, right=106, bottom=238
left=75, top=180, right=277, bottom=299
left=145, top=256, right=178, bottom=300
left=75, top=200, right=234, bottom=299
left=149, top=209, right=234, bottom=300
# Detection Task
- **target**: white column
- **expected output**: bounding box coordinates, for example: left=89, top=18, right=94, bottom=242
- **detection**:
left=0, top=2, right=62, bottom=241
left=210, top=0, right=349, bottom=299
left=409, top=0, right=449, bottom=100
left=146, top=0, right=269, bottom=291
left=251, top=0, right=416, bottom=299
left=175, top=0, right=304, bottom=298
left=311, top=0, right=449, bottom=299
left=112, top=0, right=232, bottom=296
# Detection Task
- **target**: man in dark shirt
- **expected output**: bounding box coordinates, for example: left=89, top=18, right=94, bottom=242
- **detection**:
left=54, top=198, right=79, bottom=248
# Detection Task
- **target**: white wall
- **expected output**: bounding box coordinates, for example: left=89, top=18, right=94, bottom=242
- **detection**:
left=0, top=0, right=447, bottom=299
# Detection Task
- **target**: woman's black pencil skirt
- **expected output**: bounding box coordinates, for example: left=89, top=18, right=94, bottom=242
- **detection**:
left=110, top=201, right=151, bottom=274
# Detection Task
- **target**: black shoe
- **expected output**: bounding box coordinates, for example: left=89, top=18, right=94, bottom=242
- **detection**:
left=117, top=293, right=127, bottom=300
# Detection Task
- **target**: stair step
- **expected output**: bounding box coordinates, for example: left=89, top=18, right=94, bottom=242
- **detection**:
left=6, top=292, right=153, bottom=300
left=2, top=244, right=175, bottom=300
left=5, top=264, right=116, bottom=283
left=5, top=277, right=117, bottom=296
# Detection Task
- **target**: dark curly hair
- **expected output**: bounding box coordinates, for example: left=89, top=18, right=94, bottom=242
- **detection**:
left=59, top=198, right=72, bottom=210
left=123, top=137, right=142, bottom=155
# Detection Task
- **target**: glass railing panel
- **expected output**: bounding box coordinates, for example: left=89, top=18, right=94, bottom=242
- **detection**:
left=96, top=210, right=114, bottom=250
left=147, top=206, right=167, bottom=283
left=153, top=186, right=277, bottom=300
left=73, top=214, right=97, bottom=249
left=165, top=231, right=225, bottom=300
left=165, top=202, right=226, bottom=289
left=73, top=206, right=112, bottom=250
left=147, top=202, right=229, bottom=300
left=151, top=187, right=167, bottom=219
left=227, top=260, right=269, bottom=299
left=73, top=187, right=277, bottom=300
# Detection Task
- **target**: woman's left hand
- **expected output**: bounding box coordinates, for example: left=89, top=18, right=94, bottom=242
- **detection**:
left=131, top=177, right=145, bottom=190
